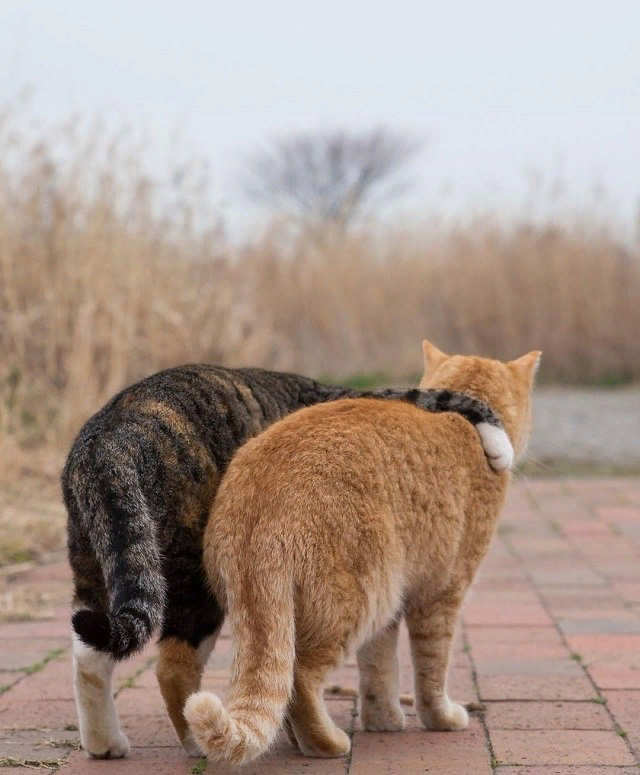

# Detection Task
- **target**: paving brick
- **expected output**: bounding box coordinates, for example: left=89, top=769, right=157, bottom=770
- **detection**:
left=466, top=580, right=541, bottom=604
left=572, top=534, right=638, bottom=554
left=588, top=663, right=640, bottom=690
left=530, top=568, right=607, bottom=586
left=478, top=675, right=595, bottom=701
left=0, top=698, right=76, bottom=728
left=350, top=717, right=491, bottom=774
left=6, top=479, right=640, bottom=773
left=60, top=747, right=198, bottom=774
left=485, top=701, right=612, bottom=730
left=121, top=713, right=177, bottom=748
left=113, top=645, right=156, bottom=680
left=540, top=587, right=623, bottom=607
left=0, top=727, right=77, bottom=764
left=613, top=523, right=640, bottom=542
left=594, top=562, right=640, bottom=581
left=202, top=637, right=233, bottom=670
left=474, top=565, right=531, bottom=584
left=240, top=732, right=349, bottom=775
left=0, top=670, right=22, bottom=691
left=614, top=582, right=640, bottom=603
left=116, top=686, right=166, bottom=716
left=598, top=507, right=640, bottom=523
left=524, top=481, right=570, bottom=498
left=475, top=659, right=584, bottom=678
left=559, top=617, right=640, bottom=635
left=0, top=638, right=69, bottom=670
left=446, top=665, right=477, bottom=703
left=4, top=652, right=73, bottom=702
left=602, top=690, right=640, bottom=757
left=464, top=602, right=554, bottom=627
left=466, top=627, right=569, bottom=661
left=201, top=670, right=233, bottom=693
left=497, top=768, right=640, bottom=774
left=501, top=520, right=558, bottom=538
left=545, top=600, right=633, bottom=620
left=0, top=768, right=62, bottom=774
left=0, top=620, right=71, bottom=639
left=567, top=634, right=640, bottom=660
left=126, top=666, right=157, bottom=690
left=491, top=729, right=636, bottom=766
left=561, top=520, right=614, bottom=536
left=508, top=534, right=575, bottom=552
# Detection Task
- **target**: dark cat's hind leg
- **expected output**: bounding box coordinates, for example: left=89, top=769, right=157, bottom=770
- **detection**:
left=357, top=619, right=405, bottom=732
left=156, top=627, right=222, bottom=756
left=288, top=648, right=351, bottom=758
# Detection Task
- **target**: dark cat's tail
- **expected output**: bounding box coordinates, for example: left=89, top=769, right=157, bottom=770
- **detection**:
left=321, top=386, right=514, bottom=471
left=184, top=560, right=295, bottom=765
left=67, top=465, right=166, bottom=661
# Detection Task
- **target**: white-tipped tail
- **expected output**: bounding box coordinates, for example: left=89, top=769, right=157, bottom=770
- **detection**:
left=183, top=566, right=295, bottom=765
left=476, top=423, right=514, bottom=471
left=184, top=691, right=268, bottom=765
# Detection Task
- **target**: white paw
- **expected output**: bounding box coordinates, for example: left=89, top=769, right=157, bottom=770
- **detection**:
left=361, top=700, right=405, bottom=732
left=420, top=698, right=469, bottom=731
left=477, top=423, right=514, bottom=471
left=86, top=731, right=130, bottom=759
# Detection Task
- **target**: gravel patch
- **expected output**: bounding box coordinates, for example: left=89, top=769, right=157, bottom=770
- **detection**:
left=527, top=387, right=640, bottom=466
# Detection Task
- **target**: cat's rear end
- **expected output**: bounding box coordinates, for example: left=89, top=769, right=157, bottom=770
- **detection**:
left=185, top=343, right=541, bottom=765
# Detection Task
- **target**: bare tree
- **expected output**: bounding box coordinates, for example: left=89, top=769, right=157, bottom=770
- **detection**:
left=238, top=127, right=424, bottom=230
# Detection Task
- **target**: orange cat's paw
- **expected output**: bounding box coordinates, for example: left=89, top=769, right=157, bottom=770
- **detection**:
left=297, top=726, right=351, bottom=758
left=419, top=699, right=469, bottom=731
left=361, top=699, right=405, bottom=732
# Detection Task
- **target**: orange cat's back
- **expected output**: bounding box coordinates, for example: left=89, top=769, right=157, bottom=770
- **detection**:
left=205, top=397, right=503, bottom=608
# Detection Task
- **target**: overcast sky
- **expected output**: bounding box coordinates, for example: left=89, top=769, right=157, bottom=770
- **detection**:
left=1, top=0, right=639, bottom=236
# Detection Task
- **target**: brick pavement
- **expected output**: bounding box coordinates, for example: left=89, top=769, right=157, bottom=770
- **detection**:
left=2, top=478, right=640, bottom=773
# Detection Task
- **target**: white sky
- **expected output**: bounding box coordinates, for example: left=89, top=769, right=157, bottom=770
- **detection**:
left=1, top=0, right=639, bottom=236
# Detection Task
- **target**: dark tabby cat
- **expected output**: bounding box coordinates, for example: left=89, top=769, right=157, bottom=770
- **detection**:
left=63, top=362, right=514, bottom=759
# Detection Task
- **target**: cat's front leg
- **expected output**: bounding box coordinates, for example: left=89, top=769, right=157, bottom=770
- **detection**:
left=405, top=594, right=468, bottom=732
left=357, top=619, right=405, bottom=732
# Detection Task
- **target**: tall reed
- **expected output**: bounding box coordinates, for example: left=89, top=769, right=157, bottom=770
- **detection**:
left=1, top=101, right=638, bottom=468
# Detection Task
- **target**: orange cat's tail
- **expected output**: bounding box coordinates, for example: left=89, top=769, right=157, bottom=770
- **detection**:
left=184, top=569, right=295, bottom=765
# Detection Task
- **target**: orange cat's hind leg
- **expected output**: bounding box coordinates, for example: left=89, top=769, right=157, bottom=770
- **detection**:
left=405, top=595, right=469, bottom=732
left=356, top=619, right=405, bottom=732
left=288, top=650, right=351, bottom=758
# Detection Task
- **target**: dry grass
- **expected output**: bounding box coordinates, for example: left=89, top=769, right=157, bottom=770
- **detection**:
left=1, top=98, right=639, bottom=509
left=242, top=221, right=640, bottom=383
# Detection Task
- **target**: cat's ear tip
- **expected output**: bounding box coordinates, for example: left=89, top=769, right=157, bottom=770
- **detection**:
left=421, top=340, right=449, bottom=369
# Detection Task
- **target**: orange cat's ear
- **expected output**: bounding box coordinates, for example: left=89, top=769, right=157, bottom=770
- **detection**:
left=422, top=340, right=449, bottom=373
left=509, top=351, right=542, bottom=386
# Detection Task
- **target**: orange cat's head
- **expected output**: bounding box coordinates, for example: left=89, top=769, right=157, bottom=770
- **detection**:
left=419, top=340, right=541, bottom=460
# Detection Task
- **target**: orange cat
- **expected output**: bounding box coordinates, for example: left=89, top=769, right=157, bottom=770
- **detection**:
left=185, top=342, right=540, bottom=764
